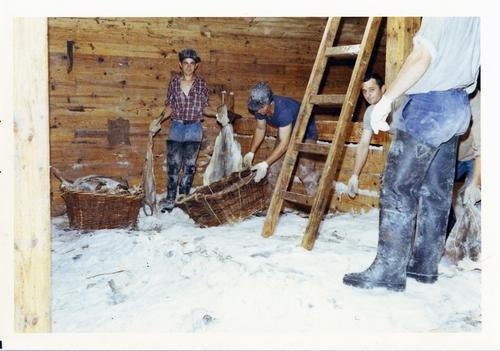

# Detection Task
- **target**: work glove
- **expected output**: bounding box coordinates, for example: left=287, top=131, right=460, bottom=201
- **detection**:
left=251, top=161, right=269, bottom=183
left=149, top=118, right=161, bottom=134
left=216, top=104, right=229, bottom=127
left=347, top=174, right=359, bottom=198
left=370, top=95, right=392, bottom=134
left=243, top=152, right=255, bottom=168
left=463, top=183, right=481, bottom=206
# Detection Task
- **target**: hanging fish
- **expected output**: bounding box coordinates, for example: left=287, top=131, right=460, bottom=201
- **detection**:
left=203, top=104, right=242, bottom=185
left=141, top=125, right=158, bottom=216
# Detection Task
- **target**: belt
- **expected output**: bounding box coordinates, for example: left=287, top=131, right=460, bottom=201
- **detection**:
left=173, top=119, right=201, bottom=125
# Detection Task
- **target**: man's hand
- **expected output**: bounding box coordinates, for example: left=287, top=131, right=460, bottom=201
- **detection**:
left=370, top=95, right=392, bottom=134
left=463, top=183, right=481, bottom=206
left=149, top=118, right=161, bottom=134
left=251, top=161, right=269, bottom=183
left=243, top=152, right=255, bottom=168
left=347, top=174, right=359, bottom=198
left=216, top=104, right=229, bottom=127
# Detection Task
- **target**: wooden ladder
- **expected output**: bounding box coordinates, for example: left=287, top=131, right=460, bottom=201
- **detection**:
left=262, top=17, right=382, bottom=250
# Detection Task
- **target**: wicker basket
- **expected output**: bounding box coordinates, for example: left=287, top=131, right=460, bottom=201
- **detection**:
left=176, top=170, right=268, bottom=227
left=62, top=190, right=144, bottom=230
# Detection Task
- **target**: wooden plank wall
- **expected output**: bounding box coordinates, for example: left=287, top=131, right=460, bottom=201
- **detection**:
left=49, top=17, right=387, bottom=215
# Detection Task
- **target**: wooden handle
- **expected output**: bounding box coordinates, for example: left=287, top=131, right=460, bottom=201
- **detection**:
left=221, top=90, right=226, bottom=105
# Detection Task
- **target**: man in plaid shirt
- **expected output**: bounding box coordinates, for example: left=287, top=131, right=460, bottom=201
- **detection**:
left=150, top=48, right=219, bottom=213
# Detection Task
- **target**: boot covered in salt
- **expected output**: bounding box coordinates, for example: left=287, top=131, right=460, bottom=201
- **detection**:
left=406, top=135, right=458, bottom=283
left=343, top=258, right=406, bottom=292
left=343, top=130, right=434, bottom=292
left=160, top=199, right=175, bottom=213
left=343, top=206, right=416, bottom=292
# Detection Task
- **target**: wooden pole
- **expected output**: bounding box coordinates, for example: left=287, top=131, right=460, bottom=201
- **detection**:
left=384, top=17, right=421, bottom=160
left=14, top=17, right=51, bottom=332
left=385, top=17, right=421, bottom=87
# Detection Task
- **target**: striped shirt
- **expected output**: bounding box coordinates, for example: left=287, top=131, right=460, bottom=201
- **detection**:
left=165, top=74, right=209, bottom=121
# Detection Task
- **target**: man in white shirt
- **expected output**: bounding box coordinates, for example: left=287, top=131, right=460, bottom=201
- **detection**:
left=347, top=72, right=386, bottom=198
left=343, top=17, right=480, bottom=292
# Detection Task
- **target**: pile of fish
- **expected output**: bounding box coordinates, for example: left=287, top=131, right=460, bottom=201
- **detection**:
left=203, top=104, right=242, bottom=185
left=52, top=167, right=137, bottom=195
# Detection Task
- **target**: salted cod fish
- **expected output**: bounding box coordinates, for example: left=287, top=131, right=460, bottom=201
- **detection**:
left=444, top=189, right=481, bottom=264
left=52, top=167, right=130, bottom=194
left=203, top=104, right=242, bottom=185
left=142, top=128, right=157, bottom=215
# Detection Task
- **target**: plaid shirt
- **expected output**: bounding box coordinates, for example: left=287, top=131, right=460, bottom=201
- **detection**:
left=165, top=74, right=209, bottom=121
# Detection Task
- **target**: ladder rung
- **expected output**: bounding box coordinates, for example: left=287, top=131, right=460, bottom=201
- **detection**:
left=310, top=94, right=345, bottom=106
left=296, top=142, right=330, bottom=155
left=324, top=44, right=361, bottom=59
left=281, top=191, right=314, bottom=207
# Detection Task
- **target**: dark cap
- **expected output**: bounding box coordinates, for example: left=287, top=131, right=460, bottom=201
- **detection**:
left=248, top=82, right=274, bottom=112
left=178, top=48, right=201, bottom=63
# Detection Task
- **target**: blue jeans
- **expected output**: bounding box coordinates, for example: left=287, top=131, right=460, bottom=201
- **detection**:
left=395, top=89, right=470, bottom=147
left=304, top=117, right=318, bottom=141
left=455, top=159, right=474, bottom=183
left=168, top=120, right=203, bottom=142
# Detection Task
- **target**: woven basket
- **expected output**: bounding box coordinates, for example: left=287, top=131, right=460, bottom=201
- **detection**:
left=62, top=190, right=144, bottom=230
left=176, top=170, right=268, bottom=227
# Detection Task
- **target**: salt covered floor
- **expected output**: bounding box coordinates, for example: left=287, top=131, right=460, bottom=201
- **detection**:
left=51, top=209, right=481, bottom=333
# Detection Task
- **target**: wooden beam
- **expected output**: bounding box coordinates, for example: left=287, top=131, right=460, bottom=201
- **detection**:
left=295, top=142, right=330, bottom=155
left=385, top=17, right=421, bottom=86
left=384, top=17, right=421, bottom=160
left=324, top=44, right=360, bottom=58
left=14, top=18, right=52, bottom=332
left=281, top=191, right=314, bottom=207
left=309, top=94, right=345, bottom=106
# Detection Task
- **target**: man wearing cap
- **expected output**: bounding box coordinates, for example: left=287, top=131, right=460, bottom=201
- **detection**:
left=150, top=48, right=220, bottom=213
left=244, top=82, right=320, bottom=197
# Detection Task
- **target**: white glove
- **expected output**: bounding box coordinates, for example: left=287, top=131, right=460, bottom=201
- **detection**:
left=251, top=161, right=268, bottom=183
left=149, top=118, right=161, bottom=134
left=347, top=174, right=359, bottom=198
left=463, top=183, right=481, bottom=205
left=370, top=95, right=392, bottom=134
left=243, top=152, right=255, bottom=168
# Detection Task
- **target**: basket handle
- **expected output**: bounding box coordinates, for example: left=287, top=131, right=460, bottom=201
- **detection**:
left=202, top=194, right=223, bottom=225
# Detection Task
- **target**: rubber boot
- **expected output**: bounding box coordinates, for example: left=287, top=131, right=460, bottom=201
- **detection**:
left=179, top=164, right=196, bottom=196
left=162, top=141, right=182, bottom=213
left=179, top=141, right=201, bottom=196
left=343, top=130, right=439, bottom=292
left=407, top=136, right=458, bottom=283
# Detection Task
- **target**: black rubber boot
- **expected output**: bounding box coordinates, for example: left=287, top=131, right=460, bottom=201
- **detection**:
left=343, top=131, right=439, bottom=292
left=179, top=141, right=201, bottom=196
left=407, top=136, right=458, bottom=284
left=162, top=141, right=182, bottom=213
left=342, top=209, right=415, bottom=292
